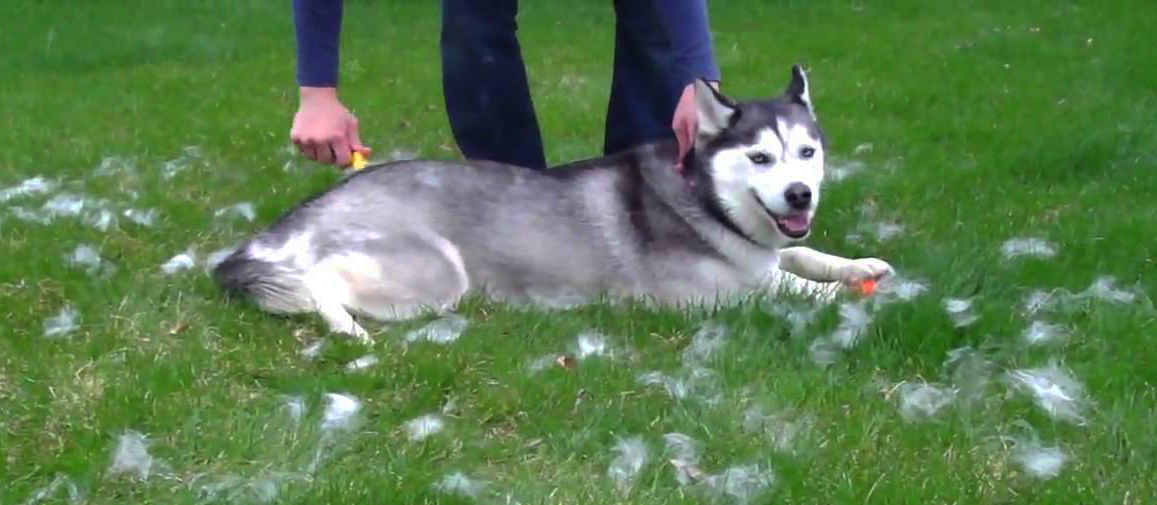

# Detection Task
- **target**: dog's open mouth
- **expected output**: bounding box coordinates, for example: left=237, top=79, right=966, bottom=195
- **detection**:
left=772, top=212, right=811, bottom=238
left=752, top=192, right=811, bottom=239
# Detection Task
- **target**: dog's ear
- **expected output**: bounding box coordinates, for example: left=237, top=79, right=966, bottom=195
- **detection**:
left=784, top=64, right=815, bottom=117
left=694, top=78, right=737, bottom=140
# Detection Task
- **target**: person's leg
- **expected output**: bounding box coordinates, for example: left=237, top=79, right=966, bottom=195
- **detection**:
left=603, top=0, right=684, bottom=156
left=441, top=0, right=547, bottom=170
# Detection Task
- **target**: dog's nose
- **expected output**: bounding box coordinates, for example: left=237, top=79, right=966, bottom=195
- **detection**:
left=784, top=183, right=812, bottom=211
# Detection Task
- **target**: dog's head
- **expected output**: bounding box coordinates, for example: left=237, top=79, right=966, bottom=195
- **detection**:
left=688, top=65, right=825, bottom=247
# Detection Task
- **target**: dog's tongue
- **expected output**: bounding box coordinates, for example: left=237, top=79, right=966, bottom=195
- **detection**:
left=779, top=214, right=811, bottom=232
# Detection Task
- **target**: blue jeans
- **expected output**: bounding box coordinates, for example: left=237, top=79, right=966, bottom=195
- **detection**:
left=440, top=0, right=683, bottom=170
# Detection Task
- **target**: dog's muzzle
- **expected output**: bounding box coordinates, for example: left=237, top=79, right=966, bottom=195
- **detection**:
left=751, top=189, right=812, bottom=239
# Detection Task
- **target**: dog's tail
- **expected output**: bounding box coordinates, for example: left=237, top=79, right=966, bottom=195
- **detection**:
left=212, top=248, right=313, bottom=313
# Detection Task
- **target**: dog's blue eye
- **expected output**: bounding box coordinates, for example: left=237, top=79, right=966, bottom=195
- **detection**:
left=799, top=147, right=816, bottom=159
left=748, top=152, right=771, bottom=165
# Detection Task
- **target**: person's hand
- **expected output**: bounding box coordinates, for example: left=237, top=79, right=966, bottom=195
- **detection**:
left=672, top=80, right=719, bottom=173
left=290, top=87, right=370, bottom=166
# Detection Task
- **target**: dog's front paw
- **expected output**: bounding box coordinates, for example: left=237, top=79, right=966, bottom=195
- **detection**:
left=333, top=320, right=373, bottom=345
left=839, top=258, right=894, bottom=285
left=349, top=323, right=373, bottom=344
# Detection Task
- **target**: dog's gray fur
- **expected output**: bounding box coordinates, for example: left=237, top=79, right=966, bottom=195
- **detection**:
left=214, top=66, right=893, bottom=341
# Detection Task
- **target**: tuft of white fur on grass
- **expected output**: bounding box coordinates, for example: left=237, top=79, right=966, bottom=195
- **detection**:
left=807, top=338, right=841, bottom=367
left=741, top=406, right=810, bottom=452
left=305, top=393, right=363, bottom=475
left=638, top=370, right=680, bottom=398
left=299, top=340, right=326, bottom=359
left=876, top=274, right=930, bottom=301
left=21, top=474, right=81, bottom=505
left=607, top=436, right=649, bottom=494
left=697, top=464, right=776, bottom=504
left=94, top=156, right=136, bottom=177
left=82, top=207, right=116, bottom=231
left=825, top=159, right=865, bottom=182
left=1084, top=275, right=1142, bottom=304
left=575, top=331, right=611, bottom=359
left=846, top=200, right=903, bottom=243
left=527, top=330, right=635, bottom=375
left=164, top=244, right=237, bottom=274
left=897, top=382, right=957, bottom=422
left=345, top=354, right=379, bottom=373
left=525, top=354, right=561, bottom=374
left=64, top=244, right=106, bottom=275
left=109, top=430, right=165, bottom=480
left=160, top=146, right=203, bottom=179
left=637, top=367, right=722, bottom=404
left=44, top=306, right=80, bottom=339
left=830, top=302, right=872, bottom=348
left=1023, top=275, right=1148, bottom=315
left=1022, top=320, right=1069, bottom=345
left=405, top=315, right=468, bottom=344
left=806, top=301, right=877, bottom=366
left=1014, top=443, right=1068, bottom=479
left=765, top=299, right=821, bottom=334
left=662, top=433, right=776, bottom=503
left=434, top=471, right=488, bottom=499
left=283, top=395, right=306, bottom=423
left=664, top=432, right=702, bottom=485
left=10, top=205, right=53, bottom=224
left=1001, top=237, right=1057, bottom=260
left=942, top=346, right=994, bottom=403
left=1007, top=363, right=1088, bottom=424
left=160, top=250, right=197, bottom=274
left=404, top=414, right=445, bottom=442
left=214, top=202, right=256, bottom=223
left=942, top=297, right=980, bottom=327
left=0, top=176, right=56, bottom=203
left=1022, top=289, right=1055, bottom=315
left=866, top=221, right=905, bottom=241
left=198, top=472, right=292, bottom=504
left=42, top=192, right=86, bottom=217
left=122, top=207, right=157, bottom=227
left=681, top=322, right=728, bottom=366
left=320, top=393, right=361, bottom=432
left=17, top=192, right=141, bottom=232
left=663, top=432, right=700, bottom=460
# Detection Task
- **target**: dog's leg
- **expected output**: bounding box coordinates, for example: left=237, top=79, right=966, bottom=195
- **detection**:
left=315, top=297, right=371, bottom=343
left=336, top=233, right=470, bottom=323
left=779, top=247, right=893, bottom=284
left=766, top=269, right=842, bottom=302
left=303, top=259, right=372, bottom=344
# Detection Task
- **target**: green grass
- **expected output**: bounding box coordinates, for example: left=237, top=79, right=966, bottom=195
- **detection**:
left=2, top=0, right=1156, bottom=503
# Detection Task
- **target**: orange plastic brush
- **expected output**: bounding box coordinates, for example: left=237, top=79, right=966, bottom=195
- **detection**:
left=854, top=278, right=878, bottom=296
left=350, top=151, right=368, bottom=171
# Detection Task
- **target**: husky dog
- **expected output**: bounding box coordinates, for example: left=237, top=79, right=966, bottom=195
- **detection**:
left=214, top=65, right=893, bottom=342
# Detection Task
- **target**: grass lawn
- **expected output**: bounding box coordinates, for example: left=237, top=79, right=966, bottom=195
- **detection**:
left=3, top=0, right=1156, bottom=503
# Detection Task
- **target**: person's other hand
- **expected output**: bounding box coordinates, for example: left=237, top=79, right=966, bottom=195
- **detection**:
left=672, top=80, right=719, bottom=173
left=290, top=87, right=370, bottom=166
